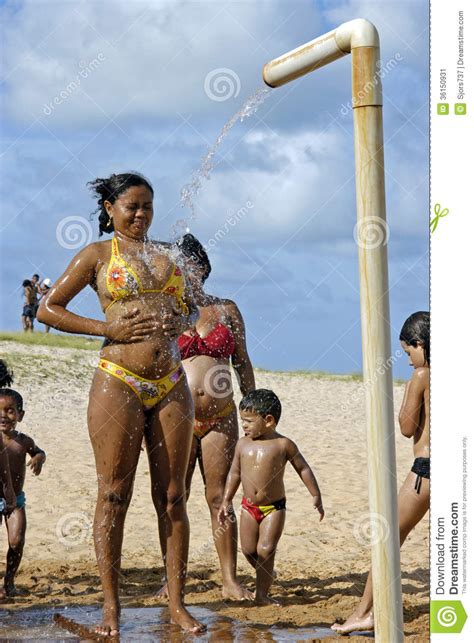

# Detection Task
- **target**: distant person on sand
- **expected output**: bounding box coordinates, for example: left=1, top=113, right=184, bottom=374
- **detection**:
left=37, top=172, right=205, bottom=635
left=0, top=388, right=46, bottom=598
left=21, top=280, right=36, bottom=332
left=218, top=389, right=324, bottom=605
left=154, top=234, right=254, bottom=601
left=332, top=311, right=430, bottom=634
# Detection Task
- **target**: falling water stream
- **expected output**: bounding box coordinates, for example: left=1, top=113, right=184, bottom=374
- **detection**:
left=171, top=86, right=273, bottom=239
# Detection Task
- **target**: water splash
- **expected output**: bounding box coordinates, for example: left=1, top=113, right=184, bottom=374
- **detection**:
left=173, top=86, right=273, bottom=239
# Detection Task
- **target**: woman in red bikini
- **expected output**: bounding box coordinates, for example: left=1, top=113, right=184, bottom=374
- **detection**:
left=37, top=173, right=205, bottom=636
left=161, top=234, right=255, bottom=600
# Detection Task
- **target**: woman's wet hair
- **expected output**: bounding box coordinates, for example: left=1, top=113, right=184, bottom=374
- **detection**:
left=0, top=388, right=23, bottom=412
left=88, top=172, right=154, bottom=236
left=400, top=311, right=430, bottom=365
left=239, top=389, right=282, bottom=425
left=176, top=233, right=212, bottom=282
left=0, top=360, right=14, bottom=388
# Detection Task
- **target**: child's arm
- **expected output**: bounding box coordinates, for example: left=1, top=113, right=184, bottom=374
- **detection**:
left=0, top=437, right=16, bottom=514
left=25, top=437, right=46, bottom=476
left=399, top=367, right=429, bottom=438
left=218, top=441, right=242, bottom=524
left=287, top=440, right=324, bottom=521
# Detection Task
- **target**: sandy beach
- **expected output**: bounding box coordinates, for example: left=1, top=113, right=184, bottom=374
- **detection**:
left=0, top=339, right=429, bottom=640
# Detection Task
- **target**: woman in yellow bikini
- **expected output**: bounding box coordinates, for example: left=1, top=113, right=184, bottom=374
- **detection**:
left=162, top=234, right=255, bottom=600
left=37, top=173, right=205, bottom=636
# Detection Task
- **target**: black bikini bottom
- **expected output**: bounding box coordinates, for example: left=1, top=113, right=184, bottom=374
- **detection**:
left=411, top=457, right=430, bottom=494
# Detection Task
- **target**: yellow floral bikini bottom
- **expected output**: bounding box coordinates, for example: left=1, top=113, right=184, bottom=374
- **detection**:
left=98, top=359, right=184, bottom=409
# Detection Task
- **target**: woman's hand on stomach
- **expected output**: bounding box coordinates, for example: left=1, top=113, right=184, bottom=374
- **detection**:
left=183, top=355, right=234, bottom=419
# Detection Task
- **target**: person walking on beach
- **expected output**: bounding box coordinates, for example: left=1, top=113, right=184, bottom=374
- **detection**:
left=332, top=311, right=430, bottom=634
left=157, top=234, right=255, bottom=601
left=37, top=172, right=206, bottom=635
left=21, top=280, right=36, bottom=332
left=37, top=279, right=52, bottom=333
left=218, top=389, right=324, bottom=605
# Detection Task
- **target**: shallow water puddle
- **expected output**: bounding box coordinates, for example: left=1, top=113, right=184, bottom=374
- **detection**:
left=0, top=605, right=345, bottom=640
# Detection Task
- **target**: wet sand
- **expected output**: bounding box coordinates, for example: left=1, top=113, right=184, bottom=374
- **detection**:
left=0, top=340, right=429, bottom=640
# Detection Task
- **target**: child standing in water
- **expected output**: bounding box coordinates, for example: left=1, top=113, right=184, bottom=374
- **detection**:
left=0, top=388, right=46, bottom=598
left=218, top=389, right=324, bottom=605
left=332, top=311, right=430, bottom=634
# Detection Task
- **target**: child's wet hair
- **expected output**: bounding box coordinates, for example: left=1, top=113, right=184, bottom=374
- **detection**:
left=0, top=360, right=14, bottom=388
left=400, top=311, right=430, bottom=365
left=240, top=389, right=282, bottom=425
left=0, top=388, right=23, bottom=412
left=88, top=172, right=154, bottom=236
left=22, top=279, right=32, bottom=288
left=176, top=233, right=212, bottom=282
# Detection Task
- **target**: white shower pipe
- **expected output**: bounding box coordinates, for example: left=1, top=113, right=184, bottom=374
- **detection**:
left=263, top=19, right=404, bottom=641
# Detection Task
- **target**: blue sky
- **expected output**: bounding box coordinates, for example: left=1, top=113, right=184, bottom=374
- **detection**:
left=0, top=0, right=429, bottom=379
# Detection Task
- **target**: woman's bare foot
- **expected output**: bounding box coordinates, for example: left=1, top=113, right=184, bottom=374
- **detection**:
left=170, top=604, right=207, bottom=634
left=331, top=611, right=374, bottom=634
left=254, top=594, right=281, bottom=606
left=95, top=602, right=120, bottom=637
left=156, top=582, right=169, bottom=600
left=222, top=581, right=254, bottom=601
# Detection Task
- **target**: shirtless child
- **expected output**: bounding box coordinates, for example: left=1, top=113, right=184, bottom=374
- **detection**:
left=0, top=388, right=46, bottom=598
left=218, top=389, right=324, bottom=605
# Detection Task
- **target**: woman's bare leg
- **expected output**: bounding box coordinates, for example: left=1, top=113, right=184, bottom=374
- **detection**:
left=332, top=471, right=430, bottom=633
left=199, top=412, right=252, bottom=599
left=155, top=435, right=199, bottom=600
left=88, top=370, right=145, bottom=636
left=145, top=377, right=205, bottom=633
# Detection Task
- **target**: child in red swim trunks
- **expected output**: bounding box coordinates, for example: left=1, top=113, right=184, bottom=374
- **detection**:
left=218, top=389, right=324, bottom=605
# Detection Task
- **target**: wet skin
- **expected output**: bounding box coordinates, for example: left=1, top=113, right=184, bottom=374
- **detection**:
left=0, top=395, right=45, bottom=598
left=37, top=185, right=206, bottom=635
left=160, top=262, right=256, bottom=601
left=332, top=340, right=430, bottom=634
left=218, top=412, right=324, bottom=604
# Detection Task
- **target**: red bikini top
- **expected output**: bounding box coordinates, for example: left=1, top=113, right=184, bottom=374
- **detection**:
left=178, top=323, right=235, bottom=360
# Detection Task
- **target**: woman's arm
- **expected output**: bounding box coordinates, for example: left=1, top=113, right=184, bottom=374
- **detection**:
left=218, top=441, right=242, bottom=523
left=37, top=244, right=108, bottom=336
left=227, top=301, right=255, bottom=395
left=399, top=367, right=429, bottom=438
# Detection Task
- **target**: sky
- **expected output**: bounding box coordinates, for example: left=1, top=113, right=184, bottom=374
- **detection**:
left=0, top=0, right=429, bottom=379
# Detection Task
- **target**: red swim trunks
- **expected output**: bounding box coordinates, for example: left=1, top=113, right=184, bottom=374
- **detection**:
left=241, top=496, right=286, bottom=524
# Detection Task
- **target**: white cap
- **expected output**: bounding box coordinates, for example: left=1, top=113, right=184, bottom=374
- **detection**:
left=43, top=278, right=52, bottom=287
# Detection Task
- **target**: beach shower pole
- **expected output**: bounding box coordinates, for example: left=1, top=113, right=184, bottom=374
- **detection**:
left=263, top=19, right=404, bottom=641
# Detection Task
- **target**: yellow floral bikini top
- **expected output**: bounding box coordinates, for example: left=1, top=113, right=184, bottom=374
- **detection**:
left=105, top=237, right=189, bottom=314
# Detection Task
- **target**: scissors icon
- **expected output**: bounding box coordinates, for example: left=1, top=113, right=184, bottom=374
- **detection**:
left=430, top=203, right=449, bottom=233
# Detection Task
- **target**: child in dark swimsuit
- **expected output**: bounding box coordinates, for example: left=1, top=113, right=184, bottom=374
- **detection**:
left=0, top=388, right=46, bottom=598
left=218, top=389, right=324, bottom=605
